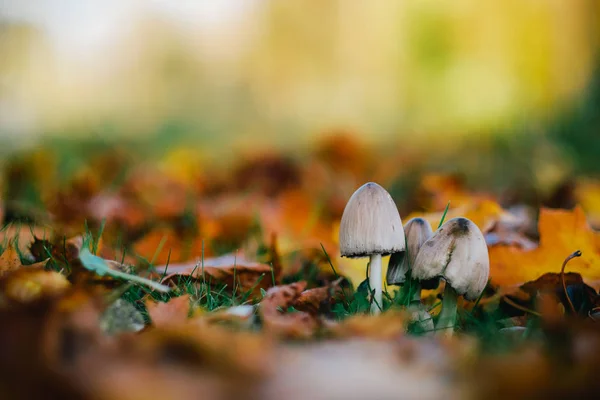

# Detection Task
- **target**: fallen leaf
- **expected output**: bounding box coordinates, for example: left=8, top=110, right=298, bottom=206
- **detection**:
left=0, top=241, right=23, bottom=277
left=258, top=281, right=318, bottom=338
left=501, top=272, right=599, bottom=317
left=157, top=253, right=274, bottom=297
left=490, top=206, right=600, bottom=290
left=203, top=305, right=256, bottom=328
left=293, top=278, right=345, bottom=315
left=0, top=260, right=70, bottom=305
left=146, top=294, right=190, bottom=328
left=326, top=311, right=408, bottom=339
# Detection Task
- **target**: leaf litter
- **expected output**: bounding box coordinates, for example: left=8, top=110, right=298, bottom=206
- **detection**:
left=2, top=141, right=600, bottom=399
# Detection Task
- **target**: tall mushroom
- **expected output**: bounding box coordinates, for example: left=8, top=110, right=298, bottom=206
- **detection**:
left=411, top=217, right=489, bottom=335
left=386, top=217, right=433, bottom=303
left=339, top=182, right=405, bottom=314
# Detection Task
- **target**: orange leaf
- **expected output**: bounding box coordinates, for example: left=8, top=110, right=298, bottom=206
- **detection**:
left=490, top=206, right=600, bottom=289
left=146, top=295, right=190, bottom=328
left=294, top=278, right=345, bottom=315
left=0, top=242, right=23, bottom=277
left=1, top=260, right=70, bottom=304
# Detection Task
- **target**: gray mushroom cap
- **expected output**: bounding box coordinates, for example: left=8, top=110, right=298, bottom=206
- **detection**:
left=411, top=217, right=489, bottom=300
left=387, top=217, right=433, bottom=285
left=339, top=182, right=405, bottom=258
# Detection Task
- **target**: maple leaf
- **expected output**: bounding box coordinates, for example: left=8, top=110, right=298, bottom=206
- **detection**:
left=489, top=206, right=600, bottom=290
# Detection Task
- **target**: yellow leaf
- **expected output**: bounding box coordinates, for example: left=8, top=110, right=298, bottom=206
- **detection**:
left=489, top=206, right=600, bottom=290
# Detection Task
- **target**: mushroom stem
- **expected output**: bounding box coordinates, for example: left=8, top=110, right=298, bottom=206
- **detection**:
left=436, top=284, right=458, bottom=335
left=369, top=254, right=383, bottom=314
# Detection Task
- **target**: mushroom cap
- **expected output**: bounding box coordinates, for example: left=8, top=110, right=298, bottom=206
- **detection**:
left=387, top=217, right=433, bottom=285
left=411, top=217, right=489, bottom=300
left=339, top=182, right=405, bottom=258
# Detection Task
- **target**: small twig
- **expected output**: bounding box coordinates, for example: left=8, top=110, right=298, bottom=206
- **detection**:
left=560, top=250, right=582, bottom=314
left=502, top=296, right=542, bottom=317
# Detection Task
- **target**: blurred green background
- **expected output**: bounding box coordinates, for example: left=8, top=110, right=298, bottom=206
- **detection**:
left=1, top=1, right=600, bottom=189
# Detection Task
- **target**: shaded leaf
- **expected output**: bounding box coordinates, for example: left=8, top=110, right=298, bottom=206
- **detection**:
left=146, top=294, right=190, bottom=328
left=157, top=253, right=273, bottom=297
left=258, top=281, right=318, bottom=338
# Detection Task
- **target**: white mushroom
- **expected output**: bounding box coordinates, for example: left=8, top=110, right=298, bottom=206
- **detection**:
left=412, top=217, right=489, bottom=334
left=339, top=182, right=405, bottom=314
left=387, top=217, right=433, bottom=303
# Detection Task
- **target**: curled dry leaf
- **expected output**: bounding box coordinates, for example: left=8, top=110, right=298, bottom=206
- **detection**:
left=0, top=260, right=70, bottom=305
left=501, top=272, right=599, bottom=317
left=157, top=253, right=274, bottom=297
left=146, top=294, right=190, bottom=328
left=293, top=278, right=346, bottom=315
left=258, top=281, right=318, bottom=339
left=490, top=207, right=600, bottom=290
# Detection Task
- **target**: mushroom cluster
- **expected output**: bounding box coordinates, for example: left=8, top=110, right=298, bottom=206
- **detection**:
left=339, top=182, right=490, bottom=335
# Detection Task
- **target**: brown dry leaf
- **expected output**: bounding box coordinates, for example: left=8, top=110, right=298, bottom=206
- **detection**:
left=490, top=206, right=600, bottom=290
left=202, top=305, right=256, bottom=328
left=0, top=241, right=23, bottom=278
left=157, top=253, right=274, bottom=297
left=501, top=272, right=599, bottom=317
left=49, top=235, right=84, bottom=265
left=138, top=322, right=272, bottom=379
left=0, top=260, right=70, bottom=305
left=146, top=294, right=190, bottom=328
left=293, top=278, right=345, bottom=315
left=326, top=311, right=408, bottom=339
left=258, top=281, right=318, bottom=339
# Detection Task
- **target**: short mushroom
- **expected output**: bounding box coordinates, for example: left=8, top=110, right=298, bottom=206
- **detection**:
left=386, top=217, right=433, bottom=303
left=339, top=182, right=405, bottom=314
left=411, top=217, right=489, bottom=335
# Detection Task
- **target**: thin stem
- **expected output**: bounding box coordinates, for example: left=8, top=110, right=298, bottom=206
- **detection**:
left=560, top=250, right=582, bottom=315
left=369, top=254, right=383, bottom=314
left=435, top=284, right=458, bottom=335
